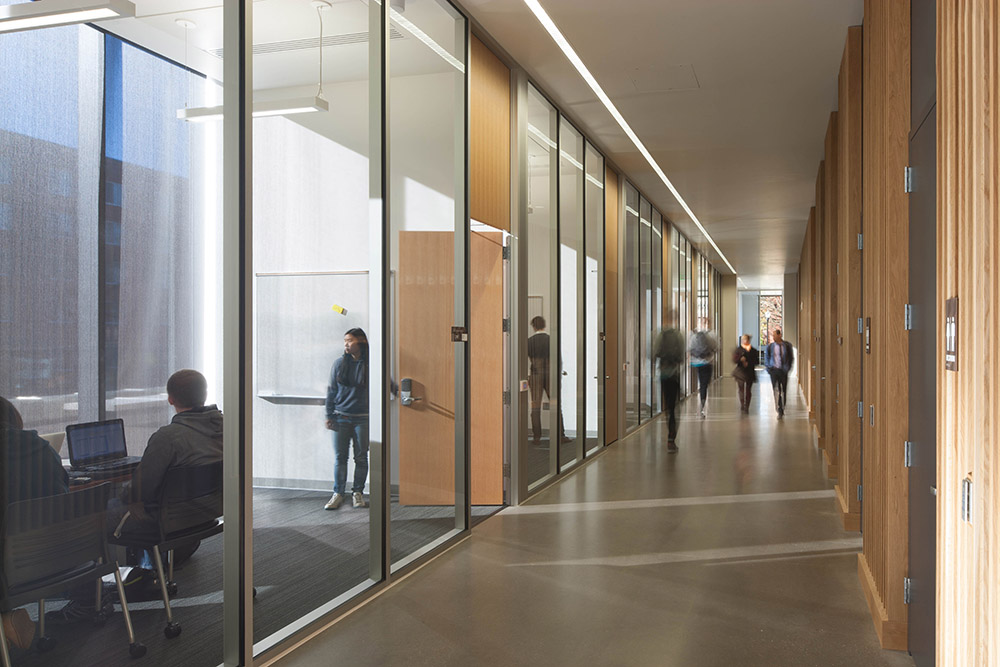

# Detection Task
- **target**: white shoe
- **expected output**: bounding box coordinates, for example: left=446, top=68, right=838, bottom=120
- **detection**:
left=324, top=493, right=344, bottom=510
left=353, top=492, right=367, bottom=508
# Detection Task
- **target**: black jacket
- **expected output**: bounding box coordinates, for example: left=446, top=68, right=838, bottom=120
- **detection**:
left=732, top=346, right=760, bottom=382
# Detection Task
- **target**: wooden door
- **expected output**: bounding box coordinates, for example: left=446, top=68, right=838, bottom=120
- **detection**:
left=398, top=230, right=504, bottom=505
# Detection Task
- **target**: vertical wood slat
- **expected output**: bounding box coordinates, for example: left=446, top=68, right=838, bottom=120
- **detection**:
left=814, top=161, right=825, bottom=447
left=836, top=26, right=864, bottom=531
left=470, top=36, right=511, bottom=232
left=823, top=113, right=840, bottom=479
left=858, top=0, right=910, bottom=651
left=604, top=167, right=620, bottom=445
left=937, top=1, right=1000, bottom=664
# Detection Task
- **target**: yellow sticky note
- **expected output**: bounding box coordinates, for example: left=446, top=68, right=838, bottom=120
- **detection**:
left=331, top=304, right=347, bottom=315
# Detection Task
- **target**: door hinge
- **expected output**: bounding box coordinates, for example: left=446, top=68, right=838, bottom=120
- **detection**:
left=836, top=323, right=840, bottom=337
left=502, top=245, right=511, bottom=260
left=857, top=233, right=863, bottom=250
left=857, top=484, right=863, bottom=502
left=502, top=390, right=511, bottom=406
left=904, top=577, right=912, bottom=604
left=836, top=261, right=840, bottom=276
left=962, top=477, right=973, bottom=523
left=870, top=405, right=875, bottom=426
left=502, top=462, right=511, bottom=478
left=904, top=166, right=914, bottom=193
left=858, top=402, right=863, bottom=419
left=857, top=317, right=863, bottom=334
left=502, top=317, right=511, bottom=333
left=904, top=304, right=913, bottom=331
left=904, top=441, right=913, bottom=467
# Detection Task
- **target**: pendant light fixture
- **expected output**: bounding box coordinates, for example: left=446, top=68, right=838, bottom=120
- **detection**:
left=0, top=0, right=135, bottom=34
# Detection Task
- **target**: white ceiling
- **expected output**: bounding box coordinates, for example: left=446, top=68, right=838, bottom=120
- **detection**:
left=462, top=0, right=863, bottom=289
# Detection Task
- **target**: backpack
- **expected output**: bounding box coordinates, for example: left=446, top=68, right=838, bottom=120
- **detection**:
left=654, top=329, right=684, bottom=366
left=690, top=330, right=716, bottom=358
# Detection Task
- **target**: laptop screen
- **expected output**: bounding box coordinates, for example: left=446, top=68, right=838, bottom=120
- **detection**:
left=66, top=419, right=127, bottom=467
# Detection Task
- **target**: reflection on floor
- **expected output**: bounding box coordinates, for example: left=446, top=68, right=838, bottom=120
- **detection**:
left=9, top=491, right=500, bottom=667
left=277, top=377, right=916, bottom=667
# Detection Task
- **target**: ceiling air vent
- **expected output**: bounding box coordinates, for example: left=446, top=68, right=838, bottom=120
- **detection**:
left=206, top=28, right=404, bottom=59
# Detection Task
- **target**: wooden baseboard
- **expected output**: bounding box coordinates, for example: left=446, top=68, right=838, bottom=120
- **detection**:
left=858, top=554, right=907, bottom=651
left=833, top=485, right=860, bottom=531
left=823, top=448, right=839, bottom=479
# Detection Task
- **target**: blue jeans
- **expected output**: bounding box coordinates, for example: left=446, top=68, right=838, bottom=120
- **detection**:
left=333, top=415, right=369, bottom=494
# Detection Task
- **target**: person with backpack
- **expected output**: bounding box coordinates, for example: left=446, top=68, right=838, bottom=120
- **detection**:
left=689, top=318, right=718, bottom=418
left=653, top=317, right=685, bottom=452
left=732, top=334, right=760, bottom=414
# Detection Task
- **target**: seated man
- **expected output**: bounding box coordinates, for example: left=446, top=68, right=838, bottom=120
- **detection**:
left=0, top=396, right=70, bottom=648
left=108, top=369, right=223, bottom=542
left=50, top=369, right=223, bottom=622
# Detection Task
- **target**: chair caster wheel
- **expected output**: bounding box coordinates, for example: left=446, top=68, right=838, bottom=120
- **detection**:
left=37, top=636, right=58, bottom=652
left=129, top=642, right=147, bottom=658
left=164, top=622, right=182, bottom=639
left=165, top=582, right=178, bottom=596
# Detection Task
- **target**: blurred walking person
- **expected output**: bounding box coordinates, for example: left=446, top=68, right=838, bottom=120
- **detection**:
left=764, top=328, right=794, bottom=419
left=654, top=316, right=685, bottom=452
left=732, top=334, right=759, bottom=414
left=689, top=318, right=718, bottom=418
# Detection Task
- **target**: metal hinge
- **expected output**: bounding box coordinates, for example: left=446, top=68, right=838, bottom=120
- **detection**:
left=502, top=317, right=511, bottom=333
left=502, top=463, right=511, bottom=478
left=857, top=317, right=863, bottom=334
left=870, top=405, right=875, bottom=426
left=904, top=304, right=913, bottom=331
left=904, top=577, right=912, bottom=604
left=904, top=166, right=914, bottom=193
left=836, top=323, right=840, bottom=337
left=857, top=484, right=863, bottom=502
left=857, top=233, right=863, bottom=250
left=904, top=441, right=913, bottom=467
left=858, top=402, right=863, bottom=419
left=836, top=261, right=840, bottom=276
left=502, top=245, right=511, bottom=260
left=962, top=477, right=973, bottom=523
left=502, top=390, right=511, bottom=406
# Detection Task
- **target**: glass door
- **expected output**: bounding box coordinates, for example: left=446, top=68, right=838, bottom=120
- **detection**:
left=584, top=142, right=604, bottom=455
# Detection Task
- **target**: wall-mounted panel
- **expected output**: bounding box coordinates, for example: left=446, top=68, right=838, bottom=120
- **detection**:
left=470, top=35, right=510, bottom=232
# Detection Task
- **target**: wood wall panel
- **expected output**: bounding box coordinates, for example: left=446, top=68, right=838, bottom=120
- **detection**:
left=470, top=36, right=510, bottom=232
left=823, top=113, right=840, bottom=479
left=937, top=1, right=1000, bottom=664
left=859, top=0, right=910, bottom=650
left=604, top=168, right=620, bottom=445
left=835, top=26, right=863, bottom=532
left=814, top=164, right=826, bottom=449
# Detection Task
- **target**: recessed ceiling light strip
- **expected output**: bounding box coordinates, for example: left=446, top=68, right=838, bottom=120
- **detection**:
left=523, top=0, right=738, bottom=277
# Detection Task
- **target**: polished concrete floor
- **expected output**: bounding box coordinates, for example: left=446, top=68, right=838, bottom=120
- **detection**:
left=277, top=376, right=916, bottom=667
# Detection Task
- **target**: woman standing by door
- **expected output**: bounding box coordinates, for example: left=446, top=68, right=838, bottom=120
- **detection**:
left=324, top=328, right=370, bottom=510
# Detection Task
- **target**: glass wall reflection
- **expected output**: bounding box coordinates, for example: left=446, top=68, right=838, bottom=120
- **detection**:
left=623, top=184, right=639, bottom=430
left=651, top=210, right=663, bottom=415
left=558, top=118, right=583, bottom=470
left=583, top=143, right=604, bottom=455
left=638, top=197, right=651, bottom=423
left=389, top=0, right=467, bottom=568
left=525, top=85, right=558, bottom=488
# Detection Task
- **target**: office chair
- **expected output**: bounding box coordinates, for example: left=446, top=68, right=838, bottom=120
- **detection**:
left=109, top=461, right=223, bottom=640
left=0, top=484, right=145, bottom=666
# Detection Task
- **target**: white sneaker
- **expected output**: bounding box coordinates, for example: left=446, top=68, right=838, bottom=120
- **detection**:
left=324, top=493, right=344, bottom=510
left=353, top=492, right=367, bottom=508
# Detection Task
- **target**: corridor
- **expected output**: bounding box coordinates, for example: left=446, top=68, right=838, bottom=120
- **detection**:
left=277, top=377, right=916, bottom=667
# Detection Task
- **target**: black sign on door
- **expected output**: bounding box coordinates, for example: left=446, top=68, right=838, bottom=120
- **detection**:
left=945, top=297, right=958, bottom=371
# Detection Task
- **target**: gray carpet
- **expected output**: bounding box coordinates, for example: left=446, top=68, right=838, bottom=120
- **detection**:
left=8, top=488, right=500, bottom=667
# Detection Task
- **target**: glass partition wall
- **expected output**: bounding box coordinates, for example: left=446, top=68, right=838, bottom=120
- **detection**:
left=0, top=1, right=472, bottom=664
left=558, top=119, right=584, bottom=470
left=622, top=184, right=640, bottom=430
left=584, top=142, right=604, bottom=456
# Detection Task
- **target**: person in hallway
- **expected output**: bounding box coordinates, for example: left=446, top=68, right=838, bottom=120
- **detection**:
left=732, top=334, right=759, bottom=414
left=764, top=328, right=794, bottom=419
left=653, top=317, right=685, bottom=452
left=527, top=316, right=568, bottom=445
left=325, top=328, right=370, bottom=510
left=688, top=318, right=718, bottom=418
left=0, top=397, right=70, bottom=648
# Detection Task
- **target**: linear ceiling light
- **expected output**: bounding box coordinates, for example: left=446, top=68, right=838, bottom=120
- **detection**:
left=0, top=0, right=134, bottom=33
left=177, top=96, right=330, bottom=123
left=523, top=0, right=738, bottom=277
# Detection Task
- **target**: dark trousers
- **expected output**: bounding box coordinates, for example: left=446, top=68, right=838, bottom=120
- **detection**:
left=696, top=365, right=713, bottom=405
left=736, top=378, right=753, bottom=410
left=660, top=375, right=680, bottom=441
left=769, top=369, right=789, bottom=412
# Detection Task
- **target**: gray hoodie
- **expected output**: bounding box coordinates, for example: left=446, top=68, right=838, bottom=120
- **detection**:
left=126, top=405, right=223, bottom=509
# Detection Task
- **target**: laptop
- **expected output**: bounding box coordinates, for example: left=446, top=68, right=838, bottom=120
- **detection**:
left=65, top=419, right=141, bottom=477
